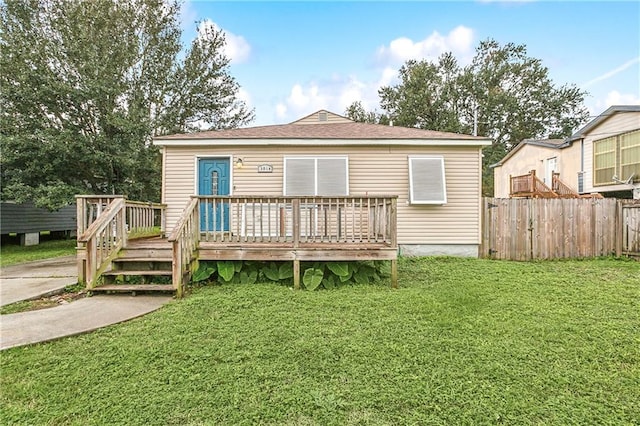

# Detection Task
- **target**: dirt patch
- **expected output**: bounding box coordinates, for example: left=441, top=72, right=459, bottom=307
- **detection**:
left=1, top=289, right=87, bottom=315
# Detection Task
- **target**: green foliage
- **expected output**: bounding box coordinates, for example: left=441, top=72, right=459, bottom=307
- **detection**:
left=191, top=263, right=216, bottom=283
left=302, top=268, right=324, bottom=290
left=216, top=261, right=236, bottom=282
left=0, top=0, right=253, bottom=210
left=239, top=270, right=258, bottom=285
left=348, top=39, right=590, bottom=196
left=326, top=262, right=349, bottom=277
left=191, top=260, right=389, bottom=289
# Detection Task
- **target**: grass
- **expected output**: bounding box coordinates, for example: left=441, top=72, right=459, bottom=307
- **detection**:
left=0, top=239, right=76, bottom=268
left=1, top=257, right=639, bottom=425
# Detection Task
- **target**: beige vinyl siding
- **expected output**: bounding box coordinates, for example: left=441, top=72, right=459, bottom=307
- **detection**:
left=162, top=145, right=482, bottom=245
left=493, top=142, right=582, bottom=198
left=583, top=111, right=640, bottom=193
left=294, top=111, right=352, bottom=125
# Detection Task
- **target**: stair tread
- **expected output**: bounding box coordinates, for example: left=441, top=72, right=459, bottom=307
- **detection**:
left=92, top=284, right=175, bottom=292
left=103, top=270, right=172, bottom=276
left=114, top=257, right=173, bottom=262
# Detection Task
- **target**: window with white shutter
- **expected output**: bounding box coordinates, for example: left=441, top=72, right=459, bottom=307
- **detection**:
left=408, top=156, right=447, bottom=204
left=284, top=156, right=348, bottom=196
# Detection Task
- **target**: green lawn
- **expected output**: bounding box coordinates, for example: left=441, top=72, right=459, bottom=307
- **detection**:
left=0, top=239, right=76, bottom=268
left=1, top=258, right=639, bottom=425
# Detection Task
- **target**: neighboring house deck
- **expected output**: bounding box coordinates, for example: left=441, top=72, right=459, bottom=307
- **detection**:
left=493, top=105, right=640, bottom=200
left=509, top=170, right=601, bottom=199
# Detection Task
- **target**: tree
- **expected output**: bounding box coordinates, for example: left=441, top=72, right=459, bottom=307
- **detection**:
left=351, top=40, right=589, bottom=195
left=344, top=101, right=389, bottom=125
left=0, top=0, right=254, bottom=210
left=378, top=52, right=465, bottom=133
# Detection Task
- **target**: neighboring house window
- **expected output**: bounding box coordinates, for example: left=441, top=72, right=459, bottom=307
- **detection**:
left=593, top=129, right=640, bottom=186
left=593, top=136, right=616, bottom=185
left=284, top=156, right=349, bottom=196
left=408, top=156, right=447, bottom=204
left=620, top=130, right=640, bottom=181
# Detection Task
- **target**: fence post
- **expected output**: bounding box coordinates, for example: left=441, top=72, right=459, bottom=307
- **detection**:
left=614, top=200, right=621, bottom=257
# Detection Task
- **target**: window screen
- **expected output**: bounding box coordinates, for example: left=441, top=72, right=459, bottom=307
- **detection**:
left=284, top=157, right=348, bottom=196
left=409, top=156, right=447, bottom=204
left=593, top=136, right=616, bottom=186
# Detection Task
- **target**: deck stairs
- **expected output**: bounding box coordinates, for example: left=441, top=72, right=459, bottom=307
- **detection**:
left=510, top=171, right=603, bottom=199
left=91, top=238, right=175, bottom=295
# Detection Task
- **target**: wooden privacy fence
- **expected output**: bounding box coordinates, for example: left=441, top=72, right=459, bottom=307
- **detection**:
left=481, top=198, right=640, bottom=260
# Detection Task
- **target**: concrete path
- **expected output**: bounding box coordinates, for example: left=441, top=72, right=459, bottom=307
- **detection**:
left=0, top=256, right=172, bottom=350
left=1, top=295, right=170, bottom=350
left=0, top=256, right=77, bottom=306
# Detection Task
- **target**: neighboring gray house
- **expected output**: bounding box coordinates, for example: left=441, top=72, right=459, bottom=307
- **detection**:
left=0, top=202, right=76, bottom=245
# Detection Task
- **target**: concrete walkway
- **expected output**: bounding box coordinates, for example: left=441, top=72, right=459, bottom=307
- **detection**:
left=0, top=256, right=172, bottom=350
left=1, top=295, right=170, bottom=350
left=1, top=256, right=77, bottom=306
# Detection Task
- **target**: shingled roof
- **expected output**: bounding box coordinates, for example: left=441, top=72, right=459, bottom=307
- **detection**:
left=491, top=138, right=568, bottom=168
left=154, top=110, right=491, bottom=143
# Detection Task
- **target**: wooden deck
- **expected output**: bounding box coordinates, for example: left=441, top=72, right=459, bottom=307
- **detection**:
left=510, top=170, right=602, bottom=199
left=77, top=196, right=399, bottom=296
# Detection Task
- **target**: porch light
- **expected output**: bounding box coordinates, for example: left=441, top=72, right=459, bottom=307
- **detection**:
left=235, top=158, right=244, bottom=169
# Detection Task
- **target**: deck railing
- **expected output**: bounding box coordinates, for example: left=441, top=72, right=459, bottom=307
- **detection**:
left=76, top=195, right=166, bottom=238
left=197, top=195, right=397, bottom=247
left=167, top=197, right=200, bottom=297
left=76, top=195, right=166, bottom=286
left=510, top=170, right=558, bottom=198
left=77, top=198, right=127, bottom=288
left=551, top=173, right=580, bottom=198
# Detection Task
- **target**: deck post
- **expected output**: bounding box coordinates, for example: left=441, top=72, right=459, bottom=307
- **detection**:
left=390, top=259, right=398, bottom=289
left=293, top=259, right=300, bottom=290
left=76, top=196, right=86, bottom=284
left=292, top=198, right=300, bottom=248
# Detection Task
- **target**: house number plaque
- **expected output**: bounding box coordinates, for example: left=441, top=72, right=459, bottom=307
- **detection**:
left=257, top=164, right=273, bottom=173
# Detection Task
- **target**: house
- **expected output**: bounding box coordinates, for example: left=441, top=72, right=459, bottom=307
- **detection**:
left=570, top=105, right=640, bottom=199
left=154, top=110, right=491, bottom=258
left=75, top=110, right=490, bottom=296
left=491, top=138, right=581, bottom=198
left=1, top=201, right=76, bottom=246
left=492, top=105, right=640, bottom=199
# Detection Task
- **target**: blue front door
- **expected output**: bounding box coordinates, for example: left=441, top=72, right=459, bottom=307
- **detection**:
left=198, top=158, right=230, bottom=232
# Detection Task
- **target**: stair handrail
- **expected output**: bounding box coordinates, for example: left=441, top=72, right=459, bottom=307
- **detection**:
left=168, top=197, right=200, bottom=297
left=78, top=197, right=127, bottom=288
left=552, top=173, right=580, bottom=198
left=532, top=173, right=558, bottom=197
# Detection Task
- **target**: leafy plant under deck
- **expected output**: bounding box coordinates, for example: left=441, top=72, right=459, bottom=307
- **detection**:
left=1, top=258, right=638, bottom=425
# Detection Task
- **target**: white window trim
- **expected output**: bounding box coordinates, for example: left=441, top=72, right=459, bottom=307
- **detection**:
left=283, top=156, right=349, bottom=196
left=408, top=155, right=447, bottom=205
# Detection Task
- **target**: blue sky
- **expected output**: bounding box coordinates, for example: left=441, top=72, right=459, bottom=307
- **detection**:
left=180, top=1, right=640, bottom=127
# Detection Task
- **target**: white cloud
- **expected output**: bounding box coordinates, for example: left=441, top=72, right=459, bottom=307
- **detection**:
left=589, top=90, right=640, bottom=117
left=197, top=19, right=251, bottom=64
left=275, top=83, right=328, bottom=120
left=604, top=90, right=640, bottom=106
left=274, top=25, right=477, bottom=123
left=274, top=76, right=379, bottom=122
left=377, top=67, right=399, bottom=88
left=581, top=57, right=640, bottom=88
left=237, top=87, right=252, bottom=107
left=376, top=25, right=474, bottom=66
